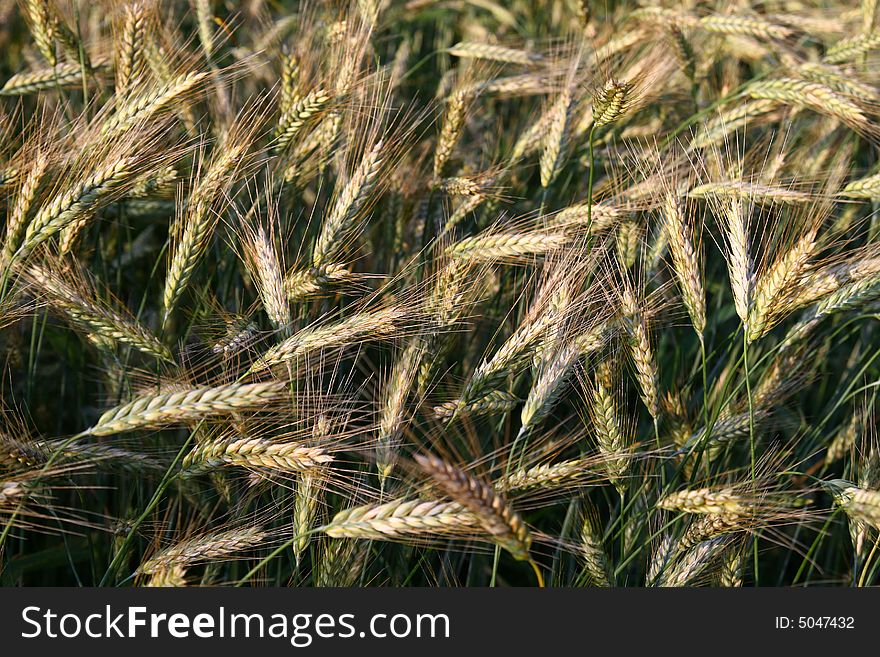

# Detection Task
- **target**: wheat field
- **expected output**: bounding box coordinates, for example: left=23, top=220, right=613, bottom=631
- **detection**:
left=0, top=0, right=879, bottom=587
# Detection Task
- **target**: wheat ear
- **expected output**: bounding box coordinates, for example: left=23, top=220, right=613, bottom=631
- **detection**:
left=824, top=32, right=880, bottom=64
left=0, top=60, right=106, bottom=95
left=102, top=71, right=208, bottom=137
left=26, top=263, right=172, bottom=361
left=539, top=88, right=572, bottom=188
left=274, top=87, right=331, bottom=153
left=434, top=390, right=519, bottom=420
left=312, top=140, right=384, bottom=268
left=621, top=285, right=660, bottom=418
left=722, top=199, right=753, bottom=326
left=183, top=436, right=333, bottom=473
left=448, top=42, right=543, bottom=66
left=1, top=152, right=48, bottom=266
left=591, top=359, right=629, bottom=493
left=17, top=157, right=135, bottom=259
left=655, top=536, right=730, bottom=586
left=497, top=457, right=604, bottom=494
left=377, top=340, right=424, bottom=483
left=293, top=471, right=321, bottom=566
left=833, top=483, right=880, bottom=531
left=140, top=527, right=268, bottom=573
left=434, top=88, right=469, bottom=179
left=249, top=305, right=406, bottom=373
left=744, top=78, right=869, bottom=131
left=324, top=498, right=478, bottom=540
left=579, top=504, right=612, bottom=586
left=284, top=264, right=355, bottom=300
left=748, top=231, right=817, bottom=342
left=82, top=381, right=288, bottom=436
left=519, top=343, right=579, bottom=438
left=242, top=223, right=290, bottom=332
left=446, top=231, right=568, bottom=263
left=698, top=14, right=792, bottom=40
left=163, top=137, right=249, bottom=323
left=23, top=0, right=58, bottom=65
left=114, top=1, right=148, bottom=97
left=415, top=453, right=533, bottom=562
left=663, top=193, right=705, bottom=336
left=658, top=487, right=752, bottom=516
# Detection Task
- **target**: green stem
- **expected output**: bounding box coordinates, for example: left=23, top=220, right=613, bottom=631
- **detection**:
left=74, top=3, right=89, bottom=111
left=699, top=336, right=709, bottom=432
left=858, top=536, right=879, bottom=587
left=743, top=330, right=756, bottom=483
left=0, top=434, right=85, bottom=551
left=586, top=123, right=597, bottom=231
left=235, top=528, right=322, bottom=586
left=489, top=545, right=501, bottom=587
left=742, top=327, right=758, bottom=586
left=99, top=430, right=196, bottom=586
